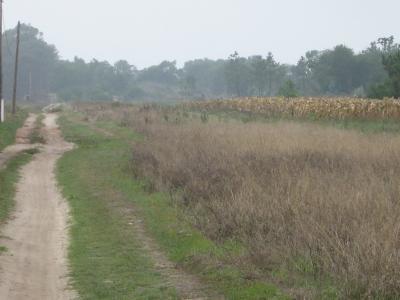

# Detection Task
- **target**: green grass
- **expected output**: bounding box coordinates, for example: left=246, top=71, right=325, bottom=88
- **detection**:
left=0, top=109, right=28, bottom=151
left=202, top=109, right=400, bottom=134
left=57, top=112, right=288, bottom=300
left=0, top=150, right=36, bottom=223
left=57, top=117, right=177, bottom=300
left=29, top=114, right=45, bottom=144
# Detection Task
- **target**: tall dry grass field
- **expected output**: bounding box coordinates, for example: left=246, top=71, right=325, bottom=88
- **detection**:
left=75, top=103, right=400, bottom=298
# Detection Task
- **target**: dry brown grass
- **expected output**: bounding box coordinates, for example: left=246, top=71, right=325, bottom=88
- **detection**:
left=74, top=103, right=400, bottom=298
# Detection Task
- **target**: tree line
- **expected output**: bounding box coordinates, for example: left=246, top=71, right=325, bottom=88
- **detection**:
left=2, top=24, right=400, bottom=102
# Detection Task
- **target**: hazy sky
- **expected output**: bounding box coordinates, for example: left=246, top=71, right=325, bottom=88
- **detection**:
left=5, top=0, right=400, bottom=69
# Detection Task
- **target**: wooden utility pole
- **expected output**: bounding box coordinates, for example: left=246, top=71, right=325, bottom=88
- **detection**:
left=28, top=71, right=32, bottom=100
left=12, top=21, right=20, bottom=114
left=0, top=0, right=4, bottom=123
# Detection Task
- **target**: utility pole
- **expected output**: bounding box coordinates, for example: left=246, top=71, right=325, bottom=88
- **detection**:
left=28, top=71, right=32, bottom=101
left=12, top=21, right=20, bottom=114
left=0, top=0, right=4, bottom=123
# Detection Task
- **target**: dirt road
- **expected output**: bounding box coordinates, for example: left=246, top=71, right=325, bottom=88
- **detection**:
left=0, top=114, right=75, bottom=299
left=0, top=113, right=38, bottom=171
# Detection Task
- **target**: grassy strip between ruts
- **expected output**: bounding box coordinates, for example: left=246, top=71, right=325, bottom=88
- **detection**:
left=0, top=109, right=28, bottom=151
left=57, top=111, right=288, bottom=300
left=29, top=114, right=45, bottom=144
left=57, top=117, right=177, bottom=299
left=0, top=149, right=37, bottom=224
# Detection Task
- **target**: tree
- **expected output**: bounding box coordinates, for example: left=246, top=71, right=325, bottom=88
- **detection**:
left=183, top=59, right=226, bottom=97
left=315, top=45, right=358, bottom=94
left=279, top=80, right=298, bottom=98
left=3, top=23, right=397, bottom=102
left=367, top=36, right=400, bottom=99
left=224, top=52, right=251, bottom=97
left=180, top=75, right=197, bottom=97
left=3, top=24, right=58, bottom=101
left=292, top=52, right=322, bottom=95
left=378, top=36, right=396, bottom=52
left=264, top=53, right=278, bottom=96
left=293, top=56, right=308, bottom=93
left=367, top=81, right=394, bottom=99
left=250, top=55, right=268, bottom=96
left=51, top=57, right=138, bottom=101
left=113, top=60, right=136, bottom=93
left=381, top=51, right=400, bottom=98
left=356, top=43, right=388, bottom=93
left=138, top=61, right=179, bottom=85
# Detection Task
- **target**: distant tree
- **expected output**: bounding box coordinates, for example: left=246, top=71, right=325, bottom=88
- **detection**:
left=51, top=57, right=86, bottom=100
left=292, top=52, right=322, bottom=95
left=367, top=36, right=400, bottom=99
left=138, top=61, right=179, bottom=85
left=4, top=23, right=397, bottom=102
left=3, top=24, right=58, bottom=101
left=113, top=60, right=136, bottom=93
left=378, top=36, right=397, bottom=52
left=264, top=53, right=278, bottom=96
left=183, top=59, right=226, bottom=97
left=180, top=75, right=197, bottom=97
left=52, top=57, right=135, bottom=101
left=279, top=80, right=298, bottom=98
left=126, top=85, right=146, bottom=100
left=250, top=55, right=268, bottom=96
left=316, top=45, right=358, bottom=94
left=381, top=51, right=400, bottom=98
left=293, top=56, right=308, bottom=93
left=356, top=43, right=388, bottom=93
left=225, top=52, right=251, bottom=96
left=367, top=81, right=394, bottom=99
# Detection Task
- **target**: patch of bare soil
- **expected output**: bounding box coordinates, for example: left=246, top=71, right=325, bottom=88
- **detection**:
left=0, top=113, right=76, bottom=300
left=0, top=114, right=38, bottom=171
left=108, top=189, right=223, bottom=299
left=129, top=211, right=222, bottom=299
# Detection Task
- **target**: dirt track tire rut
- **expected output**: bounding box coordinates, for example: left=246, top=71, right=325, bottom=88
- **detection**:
left=0, top=113, right=76, bottom=300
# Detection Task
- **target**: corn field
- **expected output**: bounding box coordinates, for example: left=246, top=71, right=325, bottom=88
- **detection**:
left=182, top=97, right=400, bottom=120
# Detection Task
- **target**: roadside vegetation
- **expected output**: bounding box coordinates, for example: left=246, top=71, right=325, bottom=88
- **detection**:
left=0, top=108, right=34, bottom=228
left=75, top=101, right=400, bottom=299
left=0, top=108, right=28, bottom=151
left=57, top=122, right=178, bottom=299
left=29, top=114, right=45, bottom=144
left=0, top=150, right=37, bottom=223
left=58, top=111, right=286, bottom=299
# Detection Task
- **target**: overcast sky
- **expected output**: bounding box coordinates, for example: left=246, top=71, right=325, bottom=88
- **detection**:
left=5, top=0, right=400, bottom=69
